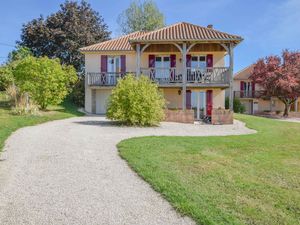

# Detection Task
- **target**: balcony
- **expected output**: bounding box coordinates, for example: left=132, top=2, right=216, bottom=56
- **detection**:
left=87, top=67, right=230, bottom=87
left=234, top=91, right=267, bottom=99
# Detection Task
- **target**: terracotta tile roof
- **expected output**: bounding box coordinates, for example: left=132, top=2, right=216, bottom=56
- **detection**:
left=234, top=65, right=254, bottom=80
left=129, top=22, right=243, bottom=43
left=80, top=22, right=243, bottom=52
left=80, top=31, right=147, bottom=52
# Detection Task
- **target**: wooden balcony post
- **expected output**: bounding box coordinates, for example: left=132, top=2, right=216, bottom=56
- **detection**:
left=136, top=43, right=141, bottom=76
left=182, top=43, right=187, bottom=111
left=229, top=43, right=234, bottom=111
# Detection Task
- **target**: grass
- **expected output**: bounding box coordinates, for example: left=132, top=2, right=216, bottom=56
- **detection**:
left=118, top=114, right=300, bottom=225
left=0, top=92, right=83, bottom=151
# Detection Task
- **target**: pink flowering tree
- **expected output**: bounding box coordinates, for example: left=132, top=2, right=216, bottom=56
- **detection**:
left=250, top=50, right=300, bottom=116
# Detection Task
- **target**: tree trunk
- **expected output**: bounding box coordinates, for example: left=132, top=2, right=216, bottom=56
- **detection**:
left=283, top=103, right=290, bottom=117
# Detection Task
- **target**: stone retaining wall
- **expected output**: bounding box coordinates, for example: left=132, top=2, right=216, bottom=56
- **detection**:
left=164, top=109, right=194, bottom=123
left=211, top=109, right=233, bottom=125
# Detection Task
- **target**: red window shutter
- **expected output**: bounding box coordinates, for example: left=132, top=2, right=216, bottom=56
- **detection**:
left=186, top=90, right=191, bottom=109
left=206, top=90, right=213, bottom=116
left=252, top=82, right=255, bottom=91
left=101, top=55, right=107, bottom=72
left=251, top=82, right=255, bottom=98
left=170, top=54, right=176, bottom=67
left=149, top=55, right=155, bottom=67
left=240, top=81, right=244, bottom=91
left=186, top=54, right=191, bottom=67
left=206, top=54, right=213, bottom=67
left=240, top=81, right=244, bottom=97
left=120, top=55, right=126, bottom=73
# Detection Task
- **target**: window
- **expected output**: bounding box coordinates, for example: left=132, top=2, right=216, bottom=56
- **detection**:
left=191, top=55, right=206, bottom=69
left=155, top=56, right=170, bottom=78
left=107, top=56, right=121, bottom=73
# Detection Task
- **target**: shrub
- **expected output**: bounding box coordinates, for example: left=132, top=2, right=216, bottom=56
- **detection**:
left=68, top=76, right=85, bottom=107
left=5, top=85, right=39, bottom=115
left=13, top=56, right=77, bottom=109
left=0, top=66, right=14, bottom=91
left=107, top=74, right=165, bottom=126
left=225, top=97, right=246, bottom=113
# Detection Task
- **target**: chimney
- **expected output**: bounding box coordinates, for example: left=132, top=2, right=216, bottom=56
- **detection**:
left=207, top=24, right=213, bottom=29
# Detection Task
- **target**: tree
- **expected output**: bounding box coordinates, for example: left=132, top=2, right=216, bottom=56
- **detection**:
left=13, top=56, right=77, bottom=109
left=250, top=50, right=300, bottom=117
left=117, top=0, right=165, bottom=34
left=0, top=46, right=33, bottom=91
left=107, top=75, right=165, bottom=126
left=0, top=66, right=14, bottom=91
left=7, top=46, right=32, bottom=64
left=19, top=1, right=110, bottom=71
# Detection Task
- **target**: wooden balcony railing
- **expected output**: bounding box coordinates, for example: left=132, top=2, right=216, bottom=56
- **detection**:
left=186, top=67, right=229, bottom=84
left=87, top=67, right=230, bottom=86
left=87, top=72, right=126, bottom=86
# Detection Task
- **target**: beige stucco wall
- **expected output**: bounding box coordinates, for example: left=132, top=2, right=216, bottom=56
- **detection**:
left=84, top=50, right=226, bottom=114
left=162, top=87, right=225, bottom=110
left=162, top=88, right=182, bottom=109
left=84, top=51, right=225, bottom=75
left=95, top=89, right=112, bottom=114
left=233, top=79, right=264, bottom=92
left=140, top=51, right=225, bottom=71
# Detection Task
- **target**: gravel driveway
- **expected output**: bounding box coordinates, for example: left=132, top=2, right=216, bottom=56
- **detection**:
left=0, top=116, right=255, bottom=225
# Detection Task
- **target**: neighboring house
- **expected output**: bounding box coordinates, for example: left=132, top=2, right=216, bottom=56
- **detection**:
left=233, top=65, right=300, bottom=114
left=80, top=22, right=242, bottom=120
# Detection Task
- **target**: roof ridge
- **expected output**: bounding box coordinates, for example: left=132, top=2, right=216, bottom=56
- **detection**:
left=181, top=22, right=242, bottom=39
left=234, top=64, right=254, bottom=79
left=129, top=22, right=243, bottom=41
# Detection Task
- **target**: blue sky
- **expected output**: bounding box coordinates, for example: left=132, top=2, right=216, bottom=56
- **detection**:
left=0, top=0, right=299, bottom=72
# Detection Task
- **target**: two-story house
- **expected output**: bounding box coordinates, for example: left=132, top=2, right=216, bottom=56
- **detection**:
left=233, top=65, right=300, bottom=114
left=80, top=22, right=243, bottom=121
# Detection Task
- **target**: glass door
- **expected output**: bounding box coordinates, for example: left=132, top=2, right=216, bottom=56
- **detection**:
left=191, top=91, right=206, bottom=120
left=107, top=56, right=120, bottom=85
left=155, top=56, right=170, bottom=80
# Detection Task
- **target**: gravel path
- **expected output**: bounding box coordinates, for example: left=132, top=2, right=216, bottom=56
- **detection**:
left=0, top=116, right=255, bottom=225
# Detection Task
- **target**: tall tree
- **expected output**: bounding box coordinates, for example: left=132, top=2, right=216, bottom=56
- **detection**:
left=19, top=1, right=110, bottom=70
left=117, top=0, right=165, bottom=34
left=250, top=50, right=300, bottom=116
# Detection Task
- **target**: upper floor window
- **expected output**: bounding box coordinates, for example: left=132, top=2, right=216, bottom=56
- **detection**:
left=107, top=56, right=120, bottom=73
left=191, top=55, right=206, bottom=69
left=155, top=56, right=170, bottom=68
left=243, top=82, right=252, bottom=92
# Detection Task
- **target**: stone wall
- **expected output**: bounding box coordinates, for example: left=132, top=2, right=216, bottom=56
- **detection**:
left=287, top=112, right=300, bottom=118
left=164, top=109, right=194, bottom=123
left=211, top=109, right=233, bottom=125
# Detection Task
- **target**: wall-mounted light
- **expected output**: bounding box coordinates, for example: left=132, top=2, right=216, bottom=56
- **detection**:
left=178, top=89, right=181, bottom=95
left=179, top=58, right=182, bottom=63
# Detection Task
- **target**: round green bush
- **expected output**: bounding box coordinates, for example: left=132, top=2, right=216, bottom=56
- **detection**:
left=107, top=74, right=165, bottom=126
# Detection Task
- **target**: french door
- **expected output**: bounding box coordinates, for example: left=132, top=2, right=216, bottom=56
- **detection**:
left=107, top=56, right=121, bottom=85
left=191, top=91, right=206, bottom=120
left=155, top=56, right=170, bottom=79
left=107, top=56, right=120, bottom=73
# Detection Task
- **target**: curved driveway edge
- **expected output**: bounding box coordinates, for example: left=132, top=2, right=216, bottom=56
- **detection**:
left=0, top=116, right=255, bottom=225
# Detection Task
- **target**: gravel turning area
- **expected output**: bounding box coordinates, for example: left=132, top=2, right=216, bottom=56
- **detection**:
left=0, top=116, right=255, bottom=225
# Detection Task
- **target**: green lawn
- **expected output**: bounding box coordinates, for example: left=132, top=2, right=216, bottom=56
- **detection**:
left=0, top=92, right=83, bottom=151
left=118, top=114, right=300, bottom=225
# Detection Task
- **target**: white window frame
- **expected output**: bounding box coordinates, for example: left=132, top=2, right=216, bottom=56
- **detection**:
left=191, top=55, right=206, bottom=69
left=107, top=56, right=121, bottom=73
left=155, top=55, right=170, bottom=79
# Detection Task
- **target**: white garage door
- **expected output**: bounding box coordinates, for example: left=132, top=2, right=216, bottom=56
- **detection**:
left=96, top=89, right=112, bottom=114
